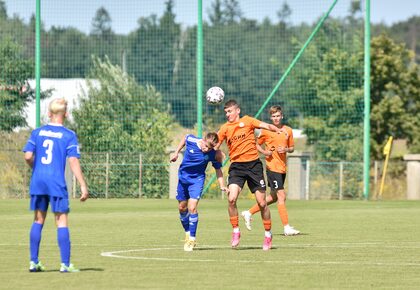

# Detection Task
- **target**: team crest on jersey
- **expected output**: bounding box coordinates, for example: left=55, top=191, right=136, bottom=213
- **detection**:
left=204, top=155, right=209, bottom=160
left=239, top=122, right=245, bottom=127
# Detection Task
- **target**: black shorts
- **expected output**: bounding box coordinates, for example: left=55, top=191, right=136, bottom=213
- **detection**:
left=228, top=159, right=266, bottom=193
left=266, top=170, right=286, bottom=190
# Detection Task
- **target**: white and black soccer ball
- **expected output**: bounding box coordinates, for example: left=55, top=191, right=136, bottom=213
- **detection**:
left=206, top=86, right=225, bottom=104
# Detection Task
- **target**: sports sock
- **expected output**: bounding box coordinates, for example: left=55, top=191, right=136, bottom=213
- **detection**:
left=57, top=227, right=71, bottom=267
left=230, top=216, right=239, bottom=229
left=263, top=219, right=272, bottom=231
left=179, top=211, right=190, bottom=232
left=249, top=204, right=260, bottom=215
left=188, top=213, right=199, bottom=238
left=30, top=222, right=43, bottom=263
left=277, top=204, right=289, bottom=226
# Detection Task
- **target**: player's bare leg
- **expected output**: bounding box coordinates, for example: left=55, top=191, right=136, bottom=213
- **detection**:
left=242, top=190, right=277, bottom=231
left=255, top=190, right=272, bottom=250
left=228, top=184, right=241, bottom=248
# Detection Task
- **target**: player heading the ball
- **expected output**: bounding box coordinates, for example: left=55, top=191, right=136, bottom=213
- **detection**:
left=170, top=132, right=228, bottom=251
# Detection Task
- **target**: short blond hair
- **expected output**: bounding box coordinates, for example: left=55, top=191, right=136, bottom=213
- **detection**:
left=269, top=105, right=282, bottom=115
left=49, top=98, right=68, bottom=115
left=204, top=132, right=219, bottom=148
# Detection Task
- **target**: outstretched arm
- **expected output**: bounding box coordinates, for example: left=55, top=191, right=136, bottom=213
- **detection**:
left=68, top=157, right=89, bottom=201
left=258, top=121, right=288, bottom=136
left=170, top=135, right=186, bottom=162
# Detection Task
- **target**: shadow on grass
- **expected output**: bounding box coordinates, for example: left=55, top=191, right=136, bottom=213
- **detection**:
left=273, top=233, right=309, bottom=236
left=32, top=268, right=105, bottom=273
left=194, top=246, right=279, bottom=251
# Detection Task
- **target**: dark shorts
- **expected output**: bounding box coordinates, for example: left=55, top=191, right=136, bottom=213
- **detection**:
left=30, top=195, right=70, bottom=213
left=228, top=159, right=266, bottom=193
left=266, top=170, right=286, bottom=190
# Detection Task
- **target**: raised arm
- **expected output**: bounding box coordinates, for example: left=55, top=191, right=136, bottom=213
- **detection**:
left=170, top=135, right=187, bottom=162
left=68, top=157, right=89, bottom=201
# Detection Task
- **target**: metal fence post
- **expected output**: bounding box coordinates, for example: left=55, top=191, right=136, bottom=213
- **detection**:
left=139, top=153, right=142, bottom=198
left=305, top=160, right=310, bottom=200
left=105, top=152, right=109, bottom=199
left=339, top=161, right=343, bottom=200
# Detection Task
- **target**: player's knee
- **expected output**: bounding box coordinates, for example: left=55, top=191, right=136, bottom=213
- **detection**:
left=178, top=205, right=187, bottom=212
left=257, top=199, right=267, bottom=209
left=227, top=197, right=237, bottom=207
left=270, top=194, right=278, bottom=203
left=277, top=191, right=286, bottom=202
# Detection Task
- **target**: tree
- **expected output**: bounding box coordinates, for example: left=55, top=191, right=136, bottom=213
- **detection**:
left=0, top=40, right=36, bottom=131
left=208, top=0, right=224, bottom=26
left=73, top=57, right=173, bottom=197
left=0, top=0, right=7, bottom=20
left=223, top=0, right=242, bottom=24
left=277, top=1, right=292, bottom=26
left=370, top=34, right=420, bottom=157
left=90, top=6, right=113, bottom=39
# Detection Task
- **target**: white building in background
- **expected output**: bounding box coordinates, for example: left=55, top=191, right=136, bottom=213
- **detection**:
left=25, top=79, right=98, bottom=129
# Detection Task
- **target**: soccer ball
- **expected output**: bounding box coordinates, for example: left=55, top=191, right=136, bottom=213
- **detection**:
left=206, top=86, right=225, bottom=104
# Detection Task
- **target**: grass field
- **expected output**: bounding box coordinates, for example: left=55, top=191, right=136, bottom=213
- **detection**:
left=1, top=199, right=420, bottom=289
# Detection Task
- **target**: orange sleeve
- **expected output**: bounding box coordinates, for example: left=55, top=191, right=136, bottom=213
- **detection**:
left=217, top=126, right=226, bottom=145
left=243, top=115, right=261, bottom=129
left=257, top=130, right=266, bottom=145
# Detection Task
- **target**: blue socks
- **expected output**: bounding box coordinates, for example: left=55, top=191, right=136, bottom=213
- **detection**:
left=179, top=211, right=190, bottom=232
left=180, top=211, right=199, bottom=238
left=57, top=227, right=71, bottom=266
left=189, top=213, right=199, bottom=238
left=30, top=223, right=43, bottom=263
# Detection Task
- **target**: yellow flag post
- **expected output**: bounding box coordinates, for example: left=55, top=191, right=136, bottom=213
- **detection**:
left=377, top=136, right=393, bottom=199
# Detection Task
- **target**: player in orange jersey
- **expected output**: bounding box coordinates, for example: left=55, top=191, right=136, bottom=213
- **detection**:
left=241, top=105, right=300, bottom=236
left=217, top=99, right=286, bottom=250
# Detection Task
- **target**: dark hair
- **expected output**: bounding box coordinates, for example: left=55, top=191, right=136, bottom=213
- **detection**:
left=269, top=105, right=282, bottom=115
left=224, top=99, right=239, bottom=109
left=204, top=132, right=219, bottom=148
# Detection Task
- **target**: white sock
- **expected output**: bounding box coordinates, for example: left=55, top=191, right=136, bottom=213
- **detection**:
left=265, top=231, right=272, bottom=238
left=233, top=227, right=240, bottom=233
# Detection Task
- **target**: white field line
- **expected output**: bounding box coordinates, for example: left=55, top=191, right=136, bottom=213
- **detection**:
left=100, top=244, right=420, bottom=266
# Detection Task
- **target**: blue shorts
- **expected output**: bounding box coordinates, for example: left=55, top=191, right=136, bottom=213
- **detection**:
left=30, top=195, right=70, bottom=213
left=176, top=178, right=205, bottom=201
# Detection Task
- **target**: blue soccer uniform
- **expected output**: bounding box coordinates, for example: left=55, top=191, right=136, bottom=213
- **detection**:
left=23, top=123, right=80, bottom=212
left=176, top=134, right=222, bottom=201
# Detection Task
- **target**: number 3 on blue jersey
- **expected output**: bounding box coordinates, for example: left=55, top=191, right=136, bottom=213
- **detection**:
left=41, top=139, right=54, bottom=164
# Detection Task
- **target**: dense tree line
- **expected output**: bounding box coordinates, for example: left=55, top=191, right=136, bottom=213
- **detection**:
left=0, top=0, right=419, bottom=161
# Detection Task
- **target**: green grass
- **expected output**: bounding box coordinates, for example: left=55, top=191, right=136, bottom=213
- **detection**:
left=1, top=199, right=420, bottom=289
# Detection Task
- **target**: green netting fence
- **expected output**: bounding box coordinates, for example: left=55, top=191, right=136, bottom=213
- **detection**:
left=0, top=0, right=382, bottom=199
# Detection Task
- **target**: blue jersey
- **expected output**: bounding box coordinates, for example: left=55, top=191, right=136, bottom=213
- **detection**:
left=178, top=135, right=222, bottom=183
left=23, top=123, right=80, bottom=198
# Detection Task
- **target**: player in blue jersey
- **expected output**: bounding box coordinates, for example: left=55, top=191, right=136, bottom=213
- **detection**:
left=23, top=98, right=88, bottom=273
left=170, top=132, right=228, bottom=251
